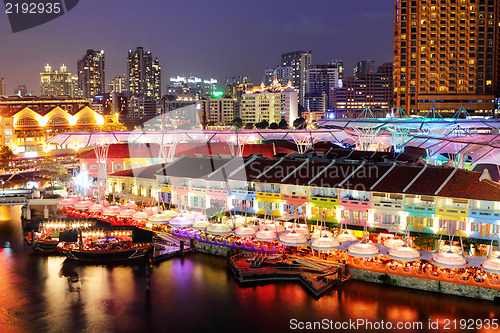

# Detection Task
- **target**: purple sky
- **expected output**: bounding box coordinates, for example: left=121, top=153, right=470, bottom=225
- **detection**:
left=0, top=0, right=394, bottom=95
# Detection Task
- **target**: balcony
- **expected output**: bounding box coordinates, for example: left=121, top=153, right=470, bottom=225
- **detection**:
left=229, top=188, right=255, bottom=199
left=469, top=209, right=500, bottom=220
left=207, top=187, right=228, bottom=196
left=189, top=185, right=207, bottom=195
left=437, top=207, right=467, bottom=216
left=372, top=199, right=403, bottom=210
left=340, top=196, right=370, bottom=208
left=405, top=204, right=435, bottom=214
left=172, top=185, right=189, bottom=192
left=257, top=192, right=281, bottom=199
left=310, top=196, right=338, bottom=206
left=157, top=183, right=171, bottom=191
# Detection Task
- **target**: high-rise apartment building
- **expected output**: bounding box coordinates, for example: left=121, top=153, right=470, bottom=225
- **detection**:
left=240, top=80, right=298, bottom=125
left=40, top=64, right=77, bottom=97
left=305, top=61, right=344, bottom=112
left=225, top=76, right=252, bottom=99
left=334, top=62, right=394, bottom=118
left=128, top=95, right=157, bottom=120
left=207, top=97, right=238, bottom=126
left=263, top=66, right=293, bottom=86
left=127, top=47, right=161, bottom=100
left=281, top=50, right=312, bottom=106
left=354, top=60, right=375, bottom=79
left=393, top=0, right=499, bottom=115
left=167, top=75, right=217, bottom=99
left=108, top=75, right=128, bottom=93
left=77, top=49, right=105, bottom=99
left=0, top=78, right=5, bottom=96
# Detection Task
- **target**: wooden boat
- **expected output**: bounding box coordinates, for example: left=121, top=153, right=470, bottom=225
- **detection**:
left=24, top=218, right=101, bottom=253
left=57, top=226, right=154, bottom=262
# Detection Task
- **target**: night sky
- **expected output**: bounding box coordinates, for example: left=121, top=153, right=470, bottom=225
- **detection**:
left=0, top=0, right=394, bottom=95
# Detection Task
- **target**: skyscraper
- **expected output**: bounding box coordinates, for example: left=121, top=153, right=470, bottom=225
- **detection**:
left=0, top=78, right=5, bottom=96
left=108, top=75, right=127, bottom=93
left=393, top=0, right=499, bottom=116
left=305, top=60, right=344, bottom=112
left=353, top=60, right=375, bottom=79
left=77, top=49, right=105, bottom=98
left=40, top=64, right=76, bottom=97
left=333, top=62, right=393, bottom=118
left=281, top=50, right=312, bottom=106
left=127, top=47, right=161, bottom=100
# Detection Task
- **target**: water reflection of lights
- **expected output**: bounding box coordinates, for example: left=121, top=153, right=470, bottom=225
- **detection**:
left=386, top=305, right=418, bottom=323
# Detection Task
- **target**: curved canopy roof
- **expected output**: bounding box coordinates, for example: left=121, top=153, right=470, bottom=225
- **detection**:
left=315, top=118, right=500, bottom=132
left=45, top=129, right=355, bottom=147
left=402, top=134, right=500, bottom=165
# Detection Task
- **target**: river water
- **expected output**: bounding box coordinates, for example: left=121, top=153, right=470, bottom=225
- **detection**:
left=1, top=205, right=500, bottom=333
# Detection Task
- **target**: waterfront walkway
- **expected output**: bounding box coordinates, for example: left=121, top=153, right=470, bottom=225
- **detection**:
left=229, top=252, right=350, bottom=297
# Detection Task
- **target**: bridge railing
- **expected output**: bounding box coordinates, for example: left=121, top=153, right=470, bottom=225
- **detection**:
left=0, top=197, right=28, bottom=205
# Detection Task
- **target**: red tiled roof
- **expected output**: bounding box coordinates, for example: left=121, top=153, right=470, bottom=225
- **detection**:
left=78, top=143, right=161, bottom=160
left=438, top=169, right=500, bottom=201
left=405, top=167, right=453, bottom=196
left=168, top=142, right=294, bottom=159
left=372, top=165, right=421, bottom=194
left=77, top=142, right=293, bottom=161
left=110, top=163, right=169, bottom=180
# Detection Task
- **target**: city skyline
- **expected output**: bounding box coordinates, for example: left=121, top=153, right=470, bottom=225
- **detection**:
left=0, top=0, right=393, bottom=95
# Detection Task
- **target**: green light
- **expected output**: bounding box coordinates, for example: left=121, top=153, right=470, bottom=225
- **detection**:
left=212, top=91, right=224, bottom=98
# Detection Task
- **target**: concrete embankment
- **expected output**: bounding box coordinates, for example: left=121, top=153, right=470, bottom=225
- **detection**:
left=349, top=267, right=500, bottom=301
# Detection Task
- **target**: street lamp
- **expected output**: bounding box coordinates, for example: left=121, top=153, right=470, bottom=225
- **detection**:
left=1, top=179, right=5, bottom=197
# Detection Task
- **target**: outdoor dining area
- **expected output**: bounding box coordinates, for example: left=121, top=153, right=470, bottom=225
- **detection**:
left=57, top=194, right=500, bottom=289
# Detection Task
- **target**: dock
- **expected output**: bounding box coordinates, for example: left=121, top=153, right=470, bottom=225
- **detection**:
left=229, top=252, right=350, bottom=298
left=152, top=232, right=195, bottom=263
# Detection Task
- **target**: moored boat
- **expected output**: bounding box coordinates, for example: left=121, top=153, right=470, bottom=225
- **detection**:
left=24, top=218, right=100, bottom=253
left=57, top=225, right=154, bottom=262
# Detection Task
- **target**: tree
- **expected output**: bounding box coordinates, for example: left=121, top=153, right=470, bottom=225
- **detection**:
left=269, top=122, right=279, bottom=129
left=278, top=119, right=289, bottom=129
left=0, top=145, right=15, bottom=168
left=39, top=158, right=71, bottom=188
left=232, top=117, right=243, bottom=129
left=413, top=233, right=436, bottom=251
left=255, top=120, right=269, bottom=129
left=293, top=117, right=306, bottom=129
left=99, top=122, right=128, bottom=131
left=244, top=123, right=254, bottom=129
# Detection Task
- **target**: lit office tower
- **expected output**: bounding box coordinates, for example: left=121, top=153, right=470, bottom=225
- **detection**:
left=393, top=0, right=499, bottom=116
left=40, top=64, right=75, bottom=97
left=305, top=60, right=343, bottom=112
left=127, top=47, right=161, bottom=100
left=77, top=49, right=105, bottom=98
left=281, top=50, right=312, bottom=106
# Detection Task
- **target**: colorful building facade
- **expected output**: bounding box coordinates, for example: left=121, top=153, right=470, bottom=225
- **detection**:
left=106, top=155, right=500, bottom=242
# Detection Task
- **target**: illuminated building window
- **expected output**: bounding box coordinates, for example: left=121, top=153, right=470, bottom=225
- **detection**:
left=15, top=117, right=39, bottom=127
left=76, top=115, right=97, bottom=125
left=47, top=116, right=70, bottom=126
